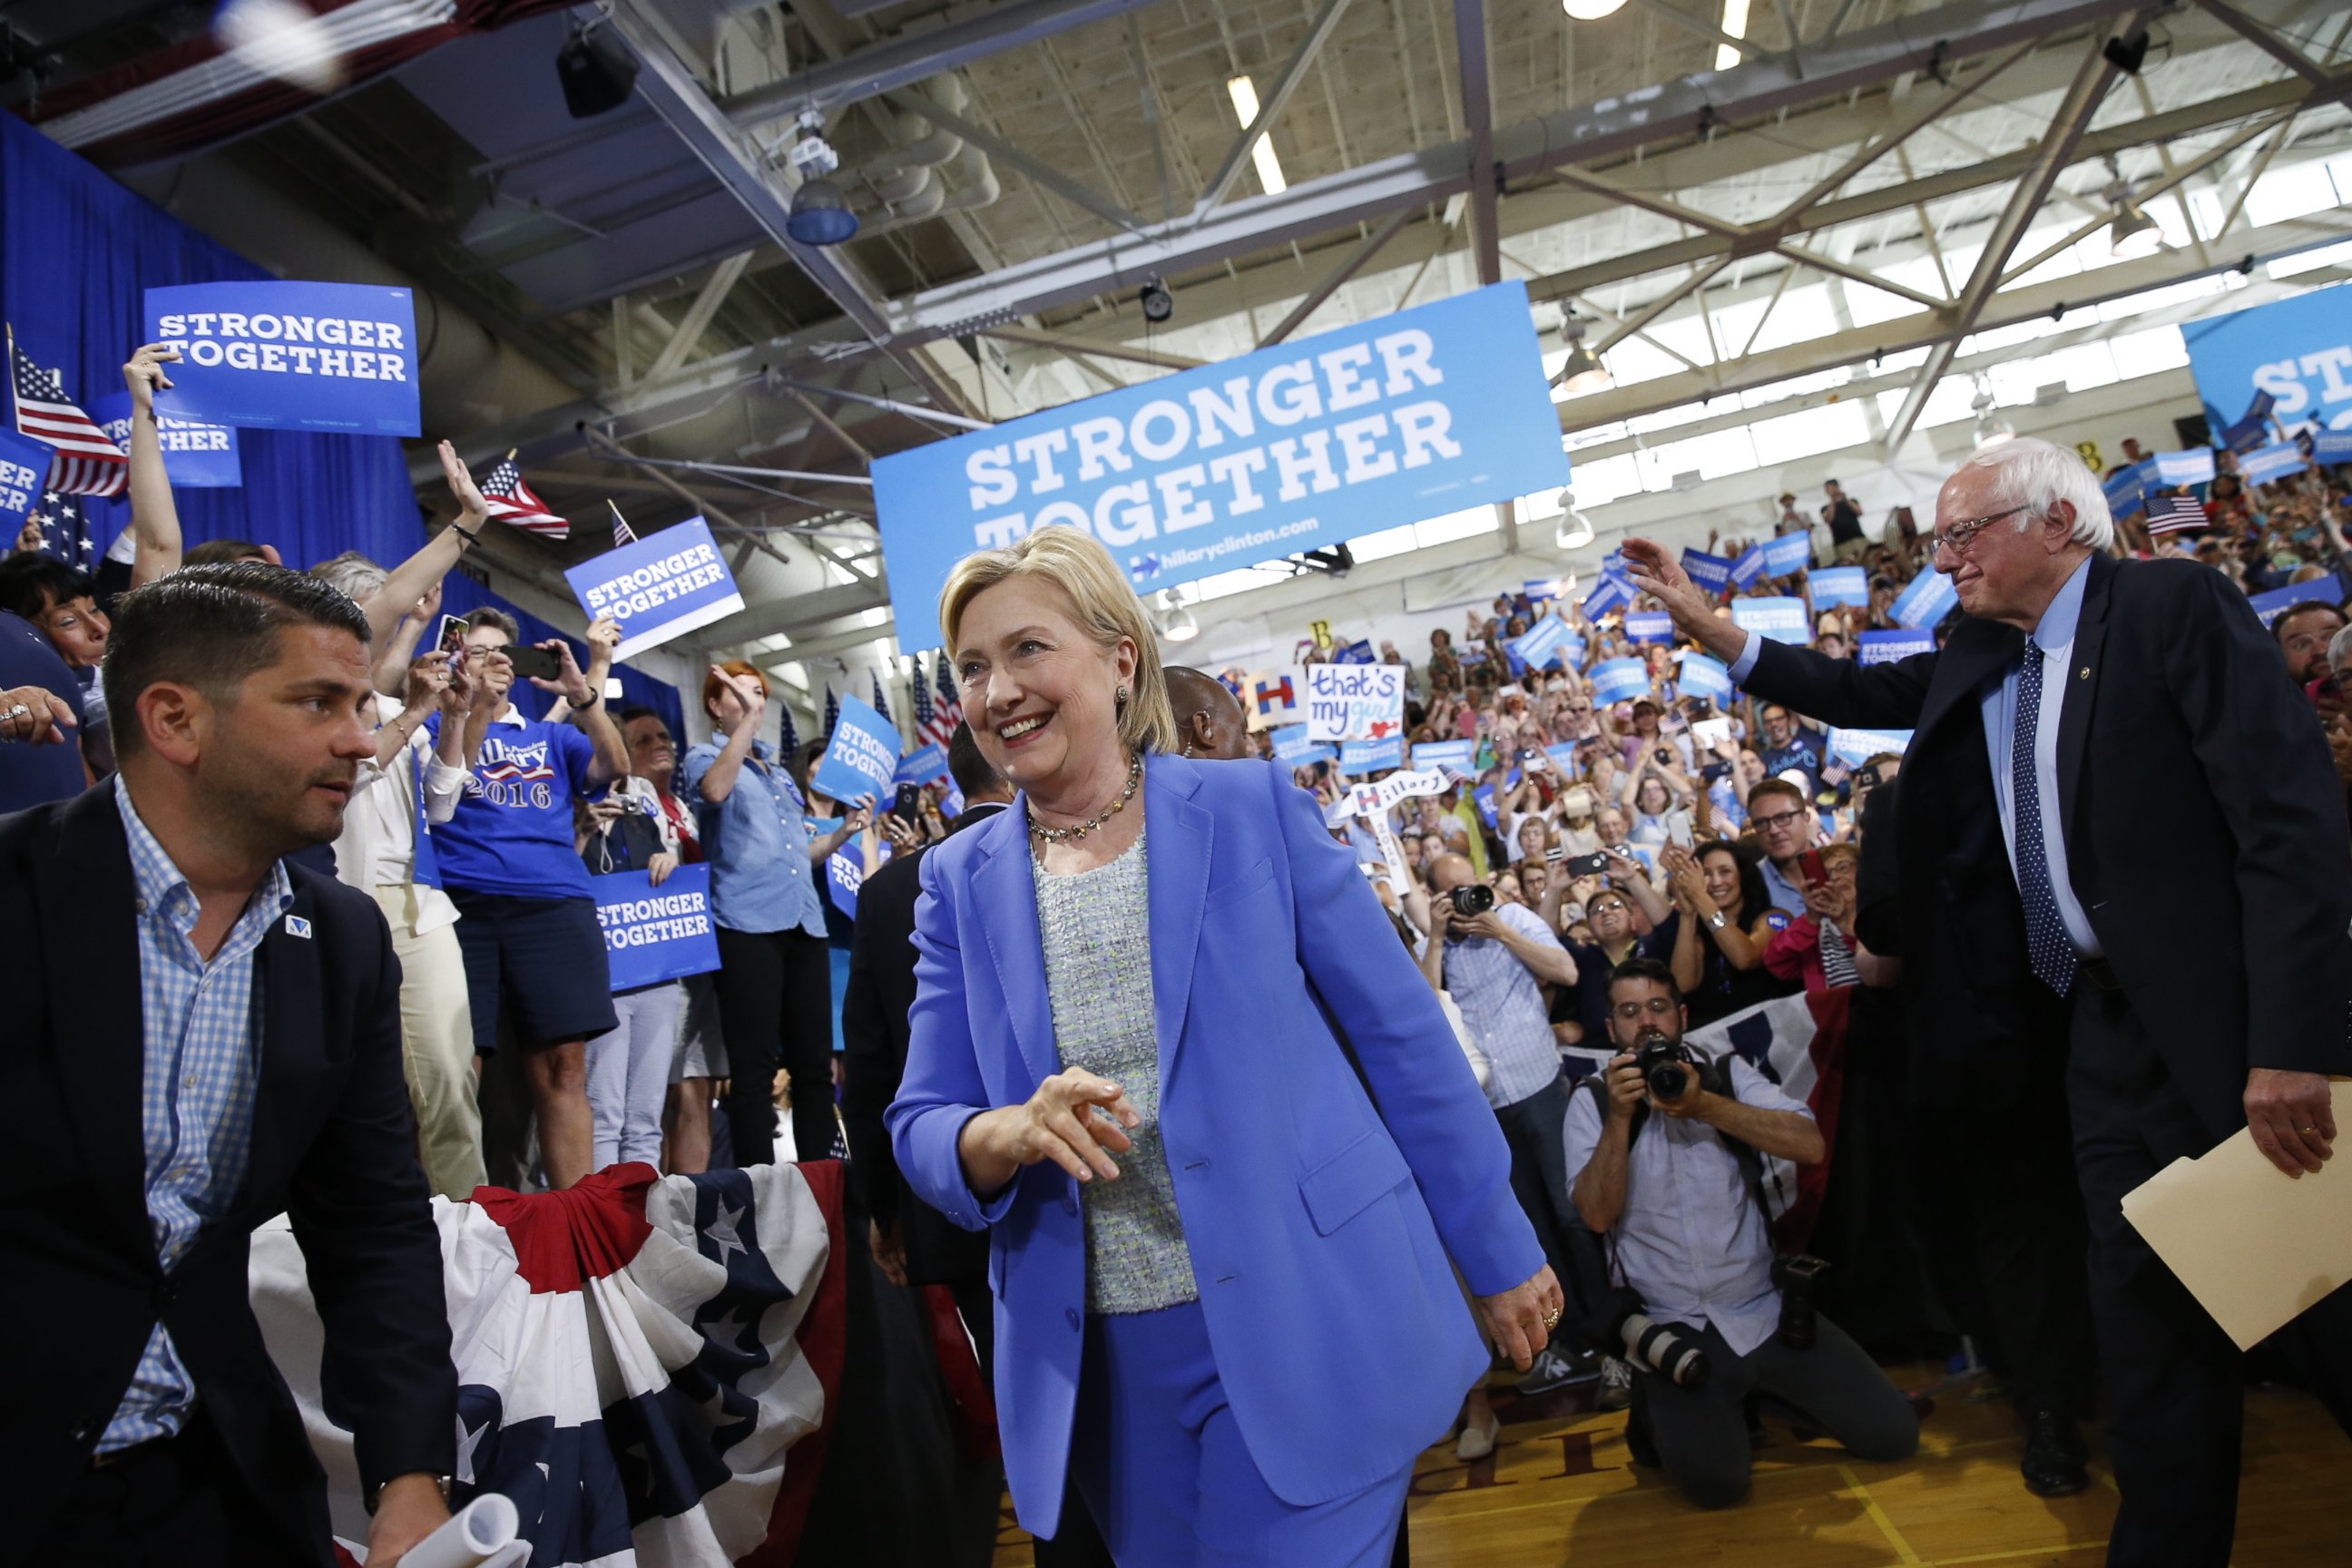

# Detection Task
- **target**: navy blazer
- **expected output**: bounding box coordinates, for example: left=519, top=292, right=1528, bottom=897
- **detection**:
left=0, top=784, right=456, bottom=1561
left=887, top=755, right=1542, bottom=1530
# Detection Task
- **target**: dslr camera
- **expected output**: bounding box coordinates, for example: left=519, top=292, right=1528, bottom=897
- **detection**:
left=1446, top=884, right=1496, bottom=918
left=1632, top=1034, right=1724, bottom=1102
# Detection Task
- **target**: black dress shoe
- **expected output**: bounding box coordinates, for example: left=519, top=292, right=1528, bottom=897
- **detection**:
left=2020, top=1409, right=2089, bottom=1498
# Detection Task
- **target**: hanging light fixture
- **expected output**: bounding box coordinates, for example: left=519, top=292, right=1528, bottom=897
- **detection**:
left=2107, top=196, right=2162, bottom=260
left=1970, top=375, right=2014, bottom=449
left=1561, top=0, right=1628, bottom=17
left=1555, top=499, right=1596, bottom=551
left=1555, top=314, right=1612, bottom=396
left=785, top=110, right=858, bottom=246
left=1157, top=589, right=1200, bottom=642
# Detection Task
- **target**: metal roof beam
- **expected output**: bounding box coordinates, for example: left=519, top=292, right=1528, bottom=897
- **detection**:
left=1196, top=0, right=1359, bottom=216
left=1451, top=0, right=1501, bottom=287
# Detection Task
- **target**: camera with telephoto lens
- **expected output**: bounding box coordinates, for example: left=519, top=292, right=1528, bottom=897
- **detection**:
left=1446, top=884, right=1496, bottom=918
left=1772, top=1254, right=1831, bottom=1350
left=1584, top=1286, right=1710, bottom=1387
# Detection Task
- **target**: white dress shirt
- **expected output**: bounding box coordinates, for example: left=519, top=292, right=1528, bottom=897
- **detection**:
left=334, top=691, right=466, bottom=936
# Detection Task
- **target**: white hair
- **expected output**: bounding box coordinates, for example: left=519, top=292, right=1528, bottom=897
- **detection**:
left=309, top=550, right=387, bottom=606
left=1955, top=436, right=2115, bottom=553
left=2328, top=621, right=2352, bottom=676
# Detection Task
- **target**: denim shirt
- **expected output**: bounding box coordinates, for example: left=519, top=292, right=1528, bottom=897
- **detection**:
left=681, top=734, right=827, bottom=937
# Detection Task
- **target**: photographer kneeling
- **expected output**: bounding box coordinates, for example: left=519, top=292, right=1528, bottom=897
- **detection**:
left=1565, top=959, right=1917, bottom=1507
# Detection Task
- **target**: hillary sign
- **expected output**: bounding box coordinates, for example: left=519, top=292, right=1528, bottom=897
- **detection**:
left=594, top=867, right=720, bottom=990
left=564, top=518, right=746, bottom=660
left=145, top=280, right=420, bottom=436
left=92, top=393, right=240, bottom=488
left=2183, top=285, right=2352, bottom=439
left=0, top=429, right=46, bottom=537
left=872, top=282, right=1571, bottom=650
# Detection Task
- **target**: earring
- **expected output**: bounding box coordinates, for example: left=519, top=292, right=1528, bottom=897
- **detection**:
left=1115, top=685, right=1129, bottom=706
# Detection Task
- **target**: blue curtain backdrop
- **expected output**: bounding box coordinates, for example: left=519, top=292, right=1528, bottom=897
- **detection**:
left=0, top=110, right=682, bottom=725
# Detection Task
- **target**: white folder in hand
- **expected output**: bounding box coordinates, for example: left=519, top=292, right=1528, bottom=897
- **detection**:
left=2120, top=1081, right=2352, bottom=1351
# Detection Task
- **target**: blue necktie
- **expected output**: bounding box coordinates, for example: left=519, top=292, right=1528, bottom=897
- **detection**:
left=2012, top=645, right=2075, bottom=996
left=411, top=742, right=443, bottom=889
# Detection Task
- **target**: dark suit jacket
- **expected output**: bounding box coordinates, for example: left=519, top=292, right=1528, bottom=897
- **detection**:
left=0, top=784, right=457, bottom=1560
left=840, top=803, right=1003, bottom=1287
left=1743, top=554, right=2352, bottom=1141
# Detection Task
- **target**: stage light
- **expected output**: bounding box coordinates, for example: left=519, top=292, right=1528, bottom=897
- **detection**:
left=555, top=21, right=638, bottom=120
left=786, top=111, right=859, bottom=246
left=217, top=0, right=345, bottom=94
left=1562, top=0, right=1628, bottom=18
left=1140, top=279, right=1174, bottom=324
left=1556, top=315, right=1612, bottom=396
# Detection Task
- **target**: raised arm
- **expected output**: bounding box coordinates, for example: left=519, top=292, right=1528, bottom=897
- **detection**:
left=365, top=442, right=491, bottom=652
left=122, top=345, right=183, bottom=587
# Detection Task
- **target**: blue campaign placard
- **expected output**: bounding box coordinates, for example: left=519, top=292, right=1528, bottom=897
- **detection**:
left=1827, top=728, right=1914, bottom=768
left=1272, top=723, right=1338, bottom=768
left=2153, top=448, right=2216, bottom=486
left=1412, top=740, right=1474, bottom=773
left=1474, top=784, right=1499, bottom=825
left=1890, top=570, right=1959, bottom=630
left=1678, top=653, right=1731, bottom=703
left=1623, top=611, right=1674, bottom=644
left=1335, top=639, right=1377, bottom=665
left=1340, top=734, right=1403, bottom=774
left=872, top=281, right=1572, bottom=650
left=1512, top=616, right=1576, bottom=670
left=895, top=742, right=948, bottom=784
left=1809, top=566, right=1868, bottom=608
left=1524, top=577, right=1563, bottom=603
left=1589, top=657, right=1650, bottom=706
left=146, top=280, right=420, bottom=436
left=594, top=866, right=720, bottom=990
left=91, top=392, right=240, bottom=487
left=1761, top=533, right=1814, bottom=578
left=826, top=851, right=866, bottom=922
left=1681, top=550, right=1733, bottom=593
left=2312, top=429, right=2352, bottom=462
left=2182, top=285, right=2352, bottom=436
left=1583, top=573, right=1634, bottom=619
left=1858, top=628, right=1936, bottom=665
left=2102, top=458, right=2153, bottom=517
left=2248, top=582, right=2328, bottom=628
left=563, top=517, right=748, bottom=661
left=0, top=428, right=49, bottom=537
left=2239, top=442, right=2308, bottom=485
left=811, top=692, right=903, bottom=805
left=1732, top=596, right=1809, bottom=644
left=1728, top=544, right=1768, bottom=588
left=1544, top=742, right=1580, bottom=774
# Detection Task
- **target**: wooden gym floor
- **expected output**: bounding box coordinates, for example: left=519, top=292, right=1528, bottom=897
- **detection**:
left=991, top=1364, right=2352, bottom=1565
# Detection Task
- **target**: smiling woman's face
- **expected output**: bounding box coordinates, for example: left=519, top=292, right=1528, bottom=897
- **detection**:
left=954, top=573, right=1133, bottom=794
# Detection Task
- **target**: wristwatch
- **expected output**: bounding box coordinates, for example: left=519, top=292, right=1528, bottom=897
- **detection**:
left=366, top=1472, right=453, bottom=1514
left=1707, top=909, right=1729, bottom=931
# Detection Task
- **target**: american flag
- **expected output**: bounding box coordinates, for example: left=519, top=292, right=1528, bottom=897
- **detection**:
left=2147, top=494, right=2209, bottom=534
left=869, top=670, right=892, bottom=725
left=911, top=656, right=955, bottom=751
left=778, top=699, right=799, bottom=759
left=608, top=499, right=637, bottom=549
left=933, top=650, right=965, bottom=733
left=478, top=456, right=569, bottom=538
left=822, top=685, right=838, bottom=740
left=9, top=337, right=126, bottom=497
left=28, top=490, right=96, bottom=570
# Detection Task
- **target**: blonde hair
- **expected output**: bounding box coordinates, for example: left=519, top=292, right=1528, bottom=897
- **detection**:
left=938, top=527, right=1181, bottom=756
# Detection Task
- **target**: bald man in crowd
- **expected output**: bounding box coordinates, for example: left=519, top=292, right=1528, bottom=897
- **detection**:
left=1166, top=666, right=1250, bottom=760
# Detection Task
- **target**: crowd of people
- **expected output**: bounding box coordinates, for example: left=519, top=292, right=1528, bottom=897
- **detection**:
left=5, top=338, right=2350, bottom=1568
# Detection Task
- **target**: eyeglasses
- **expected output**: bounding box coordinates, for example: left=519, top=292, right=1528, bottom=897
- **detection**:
left=1612, top=997, right=1678, bottom=1020
left=1930, top=504, right=2033, bottom=558
left=1589, top=900, right=1630, bottom=916
left=1749, top=809, right=1808, bottom=831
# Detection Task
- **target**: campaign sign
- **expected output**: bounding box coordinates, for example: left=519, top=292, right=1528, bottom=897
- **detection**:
left=1413, top=740, right=1474, bottom=773
left=872, top=282, right=1571, bottom=650
left=1339, top=734, right=1404, bottom=774
left=810, top=693, right=902, bottom=805
left=2181, top=285, right=2352, bottom=436
left=1827, top=729, right=1913, bottom=769
left=1761, top=533, right=1814, bottom=578
left=1244, top=670, right=1301, bottom=730
left=1272, top=723, right=1338, bottom=768
left=594, top=866, right=720, bottom=990
left=2102, top=458, right=2153, bottom=517
left=1544, top=742, right=1580, bottom=775
left=2239, top=442, right=2308, bottom=485
left=1678, top=654, right=1731, bottom=704
left=1858, top=628, right=1936, bottom=665
left=1474, top=784, right=1499, bottom=826
left=1729, top=544, right=1768, bottom=589
left=2312, top=429, right=2352, bottom=463
left=2248, top=582, right=2330, bottom=628
left=564, top=518, right=747, bottom=661
left=1681, top=550, right=1733, bottom=593
left=1809, top=566, right=1868, bottom=608
left=1335, top=639, right=1377, bottom=665
left=1890, top=570, right=1959, bottom=630
left=1589, top=657, right=1649, bottom=707
left=91, top=393, right=240, bottom=487
left=826, top=852, right=865, bottom=923
left=1511, top=616, right=1577, bottom=671
left=1302, top=662, right=1406, bottom=742
left=895, top=743, right=948, bottom=785
left=1583, top=573, right=1635, bottom=619
left=146, top=280, right=420, bottom=436
left=1731, top=596, right=1809, bottom=645
left=2152, top=448, right=2216, bottom=486
left=1524, top=578, right=1562, bottom=603
left=0, top=428, right=47, bottom=538
left=1623, top=612, right=1675, bottom=644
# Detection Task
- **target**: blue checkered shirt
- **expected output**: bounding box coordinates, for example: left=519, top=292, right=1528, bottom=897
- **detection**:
left=1433, top=902, right=1570, bottom=1109
left=98, top=776, right=291, bottom=1453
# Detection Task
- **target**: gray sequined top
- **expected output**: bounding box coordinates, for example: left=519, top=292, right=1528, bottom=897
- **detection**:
left=1030, top=823, right=1200, bottom=1315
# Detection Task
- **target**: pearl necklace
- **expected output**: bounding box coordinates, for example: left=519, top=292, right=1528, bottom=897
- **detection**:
left=1027, top=753, right=1142, bottom=844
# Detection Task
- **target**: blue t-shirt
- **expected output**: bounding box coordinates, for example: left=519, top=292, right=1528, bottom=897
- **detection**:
left=428, top=709, right=596, bottom=898
left=0, top=611, right=85, bottom=814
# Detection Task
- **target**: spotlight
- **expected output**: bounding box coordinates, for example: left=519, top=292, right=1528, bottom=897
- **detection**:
left=1157, top=590, right=1200, bottom=642
left=2108, top=198, right=2162, bottom=261
left=1561, top=0, right=1628, bottom=17
left=1556, top=314, right=1612, bottom=396
left=785, top=111, right=858, bottom=246
left=1140, top=279, right=1174, bottom=324
left=556, top=22, right=638, bottom=120
left=2102, top=29, right=2150, bottom=76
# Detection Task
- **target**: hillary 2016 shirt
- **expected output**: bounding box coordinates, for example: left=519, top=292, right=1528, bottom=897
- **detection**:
left=428, top=707, right=596, bottom=899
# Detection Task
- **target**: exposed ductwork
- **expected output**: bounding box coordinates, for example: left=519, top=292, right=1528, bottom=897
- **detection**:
left=830, top=74, right=1001, bottom=235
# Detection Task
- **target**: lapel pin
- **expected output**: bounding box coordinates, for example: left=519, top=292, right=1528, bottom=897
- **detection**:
left=2078, top=667, right=2090, bottom=680
left=284, top=915, right=312, bottom=939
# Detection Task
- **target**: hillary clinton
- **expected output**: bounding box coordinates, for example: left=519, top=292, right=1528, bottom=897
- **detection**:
left=886, top=528, right=1557, bottom=1565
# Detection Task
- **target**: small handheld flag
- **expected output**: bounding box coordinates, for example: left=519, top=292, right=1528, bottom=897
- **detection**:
left=2146, top=495, right=2209, bottom=534
left=479, top=451, right=570, bottom=538
left=608, top=498, right=637, bottom=548
left=9, top=328, right=126, bottom=497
